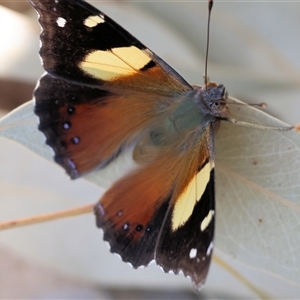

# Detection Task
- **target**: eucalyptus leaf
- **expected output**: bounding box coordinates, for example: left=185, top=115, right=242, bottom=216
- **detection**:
left=0, top=101, right=53, bottom=161
left=215, top=100, right=300, bottom=286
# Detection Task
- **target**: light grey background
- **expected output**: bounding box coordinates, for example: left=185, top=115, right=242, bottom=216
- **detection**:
left=0, top=1, right=300, bottom=299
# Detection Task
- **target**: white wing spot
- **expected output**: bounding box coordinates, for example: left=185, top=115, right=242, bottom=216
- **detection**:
left=189, top=248, right=197, bottom=259
left=206, top=242, right=213, bottom=256
left=200, top=209, right=215, bottom=231
left=84, top=15, right=105, bottom=28
left=56, top=17, right=66, bottom=28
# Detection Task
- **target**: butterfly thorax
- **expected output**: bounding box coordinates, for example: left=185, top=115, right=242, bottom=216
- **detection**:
left=166, top=83, right=228, bottom=134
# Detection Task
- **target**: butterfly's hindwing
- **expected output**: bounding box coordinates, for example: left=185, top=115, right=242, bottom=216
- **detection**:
left=34, top=74, right=110, bottom=178
left=34, top=74, right=178, bottom=178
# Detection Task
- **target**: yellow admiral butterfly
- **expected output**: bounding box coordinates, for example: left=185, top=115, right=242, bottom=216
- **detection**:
left=28, top=0, right=293, bottom=289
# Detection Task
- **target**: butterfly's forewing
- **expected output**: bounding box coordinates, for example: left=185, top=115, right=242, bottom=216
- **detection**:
left=155, top=127, right=215, bottom=288
left=95, top=125, right=215, bottom=288
left=29, top=0, right=193, bottom=178
left=29, top=0, right=192, bottom=95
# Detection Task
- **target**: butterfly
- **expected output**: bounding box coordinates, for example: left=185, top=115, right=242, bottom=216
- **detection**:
left=28, top=0, right=293, bottom=290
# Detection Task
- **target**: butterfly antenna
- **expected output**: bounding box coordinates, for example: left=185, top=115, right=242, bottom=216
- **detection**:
left=204, top=0, right=213, bottom=90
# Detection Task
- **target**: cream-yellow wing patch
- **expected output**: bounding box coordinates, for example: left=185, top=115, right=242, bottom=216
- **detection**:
left=172, top=161, right=214, bottom=231
left=80, top=47, right=152, bottom=80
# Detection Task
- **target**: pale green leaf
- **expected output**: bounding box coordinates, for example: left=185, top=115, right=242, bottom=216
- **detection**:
left=215, top=100, right=300, bottom=286
left=0, top=101, right=52, bottom=161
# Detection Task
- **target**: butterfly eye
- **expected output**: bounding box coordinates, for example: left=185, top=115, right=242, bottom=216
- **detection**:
left=211, top=100, right=225, bottom=112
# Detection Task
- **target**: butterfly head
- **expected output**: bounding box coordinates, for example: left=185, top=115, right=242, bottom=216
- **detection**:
left=195, top=83, right=228, bottom=120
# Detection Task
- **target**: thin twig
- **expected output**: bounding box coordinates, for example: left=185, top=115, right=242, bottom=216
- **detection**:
left=0, top=204, right=94, bottom=231
left=213, top=253, right=271, bottom=299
